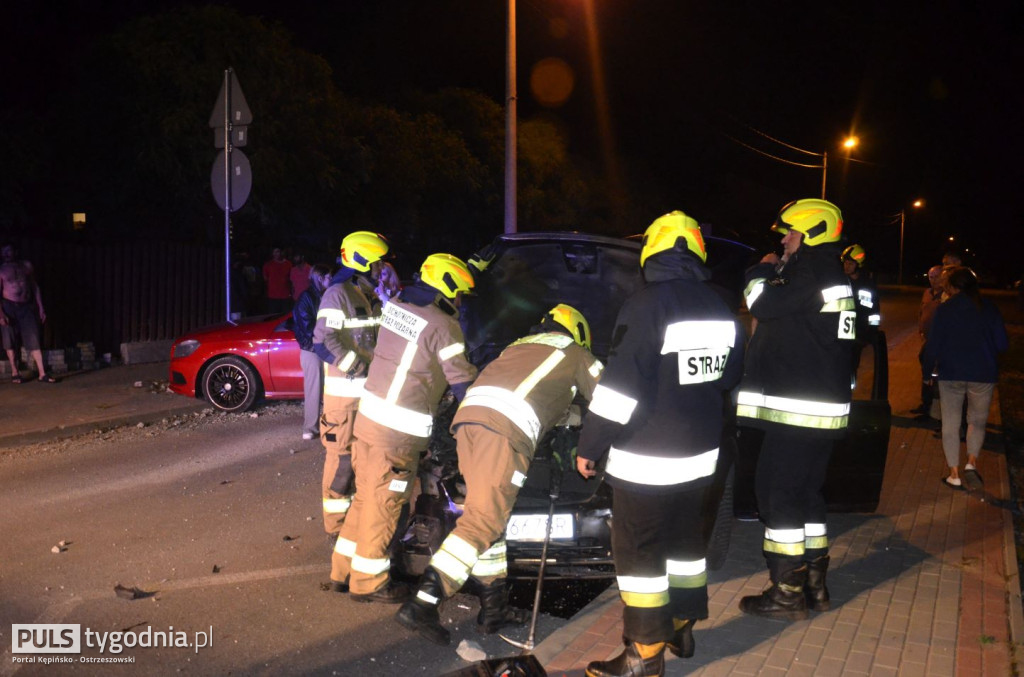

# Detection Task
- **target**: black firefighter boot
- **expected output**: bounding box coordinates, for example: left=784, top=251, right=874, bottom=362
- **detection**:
left=395, top=567, right=451, bottom=646
left=739, top=563, right=810, bottom=621
left=804, top=555, right=831, bottom=611
left=475, top=578, right=530, bottom=634
left=585, top=642, right=666, bottom=677
left=666, top=618, right=695, bottom=658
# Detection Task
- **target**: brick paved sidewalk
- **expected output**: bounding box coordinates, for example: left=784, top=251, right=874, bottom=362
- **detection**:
left=534, top=331, right=1024, bottom=676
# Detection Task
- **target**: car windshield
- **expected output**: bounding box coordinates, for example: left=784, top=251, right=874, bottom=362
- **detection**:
left=462, top=235, right=641, bottom=364
left=461, top=233, right=754, bottom=365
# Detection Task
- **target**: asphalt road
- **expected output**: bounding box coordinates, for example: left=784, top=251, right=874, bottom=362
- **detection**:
left=0, top=405, right=564, bottom=676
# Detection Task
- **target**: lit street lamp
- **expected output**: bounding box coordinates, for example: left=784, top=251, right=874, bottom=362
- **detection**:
left=729, top=130, right=860, bottom=200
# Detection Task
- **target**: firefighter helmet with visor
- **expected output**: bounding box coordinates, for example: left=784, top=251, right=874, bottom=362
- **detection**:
left=340, top=231, right=390, bottom=273
left=545, top=303, right=592, bottom=350
left=842, top=244, right=866, bottom=266
left=640, top=210, right=707, bottom=266
left=771, top=199, right=843, bottom=247
left=419, top=253, right=475, bottom=299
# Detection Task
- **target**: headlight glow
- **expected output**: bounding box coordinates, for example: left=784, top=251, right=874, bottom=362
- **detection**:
left=173, top=339, right=200, bottom=359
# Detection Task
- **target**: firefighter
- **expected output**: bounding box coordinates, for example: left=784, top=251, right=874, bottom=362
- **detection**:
left=312, top=231, right=390, bottom=543
left=736, top=199, right=855, bottom=621
left=842, top=244, right=880, bottom=381
left=575, top=211, right=743, bottom=677
left=397, top=303, right=604, bottom=645
left=331, top=253, right=478, bottom=602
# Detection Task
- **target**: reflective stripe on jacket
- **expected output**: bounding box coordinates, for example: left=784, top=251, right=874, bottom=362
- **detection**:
left=577, top=257, right=744, bottom=495
left=312, top=278, right=379, bottom=399
left=453, top=332, right=602, bottom=450
left=355, top=296, right=477, bottom=445
left=737, top=244, right=853, bottom=437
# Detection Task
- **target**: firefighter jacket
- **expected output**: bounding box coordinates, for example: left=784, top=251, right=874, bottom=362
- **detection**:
left=453, top=331, right=604, bottom=453
left=850, top=272, right=880, bottom=335
left=355, top=283, right=478, bottom=447
left=312, top=268, right=380, bottom=400
left=736, top=243, right=854, bottom=437
left=576, top=252, right=744, bottom=495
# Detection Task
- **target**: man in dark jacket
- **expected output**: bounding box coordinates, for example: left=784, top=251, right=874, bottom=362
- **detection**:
left=736, top=198, right=855, bottom=621
left=293, top=264, right=332, bottom=440
left=575, top=211, right=744, bottom=677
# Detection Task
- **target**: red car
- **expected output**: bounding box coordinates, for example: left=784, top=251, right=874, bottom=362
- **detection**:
left=168, top=313, right=304, bottom=412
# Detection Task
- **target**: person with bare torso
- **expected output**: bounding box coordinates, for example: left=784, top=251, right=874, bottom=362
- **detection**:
left=0, top=243, right=56, bottom=383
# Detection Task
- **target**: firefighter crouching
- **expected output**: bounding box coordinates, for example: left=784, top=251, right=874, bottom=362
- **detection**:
left=736, top=199, right=854, bottom=621
left=331, top=254, right=478, bottom=602
left=397, top=304, right=604, bottom=645
left=575, top=212, right=744, bottom=677
left=313, top=231, right=390, bottom=541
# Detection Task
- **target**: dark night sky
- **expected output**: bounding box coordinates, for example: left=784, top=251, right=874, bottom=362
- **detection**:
left=4, top=0, right=1023, bottom=280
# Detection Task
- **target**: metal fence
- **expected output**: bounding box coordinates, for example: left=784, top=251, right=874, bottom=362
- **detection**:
left=15, top=239, right=227, bottom=354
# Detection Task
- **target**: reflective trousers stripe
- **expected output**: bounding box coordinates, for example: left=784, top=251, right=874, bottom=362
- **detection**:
left=805, top=522, right=828, bottom=550
left=352, top=553, right=390, bottom=576
left=618, top=574, right=670, bottom=608
left=764, top=526, right=805, bottom=556
left=431, top=533, right=480, bottom=588
left=667, top=558, right=707, bottom=589
left=334, top=536, right=357, bottom=558
left=605, top=447, right=717, bottom=486
left=322, top=497, right=352, bottom=514
left=470, top=541, right=508, bottom=578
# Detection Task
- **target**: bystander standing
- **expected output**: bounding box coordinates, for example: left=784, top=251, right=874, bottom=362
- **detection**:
left=0, top=242, right=56, bottom=383
left=263, top=247, right=293, bottom=314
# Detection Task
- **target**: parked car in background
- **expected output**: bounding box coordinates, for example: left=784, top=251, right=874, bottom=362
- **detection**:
left=168, top=314, right=303, bottom=412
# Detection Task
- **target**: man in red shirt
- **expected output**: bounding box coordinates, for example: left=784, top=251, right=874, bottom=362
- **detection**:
left=290, top=253, right=312, bottom=301
left=263, top=247, right=293, bottom=314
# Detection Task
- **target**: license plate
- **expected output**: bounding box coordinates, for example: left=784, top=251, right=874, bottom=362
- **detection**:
left=505, top=513, right=574, bottom=541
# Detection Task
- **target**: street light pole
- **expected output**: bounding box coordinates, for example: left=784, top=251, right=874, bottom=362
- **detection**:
left=898, top=208, right=906, bottom=286
left=504, top=0, right=517, bottom=234
left=820, top=151, right=828, bottom=199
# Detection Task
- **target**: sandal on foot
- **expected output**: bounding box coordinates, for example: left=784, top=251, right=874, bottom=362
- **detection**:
left=941, top=476, right=963, bottom=491
left=11, top=375, right=23, bottom=384
left=37, top=375, right=58, bottom=383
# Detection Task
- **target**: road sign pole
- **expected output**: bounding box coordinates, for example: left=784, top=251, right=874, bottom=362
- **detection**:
left=223, top=69, right=233, bottom=323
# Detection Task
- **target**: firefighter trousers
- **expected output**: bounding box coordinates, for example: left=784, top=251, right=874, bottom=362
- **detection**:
left=430, top=423, right=533, bottom=597
left=611, top=485, right=710, bottom=645
left=320, top=395, right=359, bottom=534
left=755, top=427, right=832, bottom=570
left=332, top=436, right=421, bottom=594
